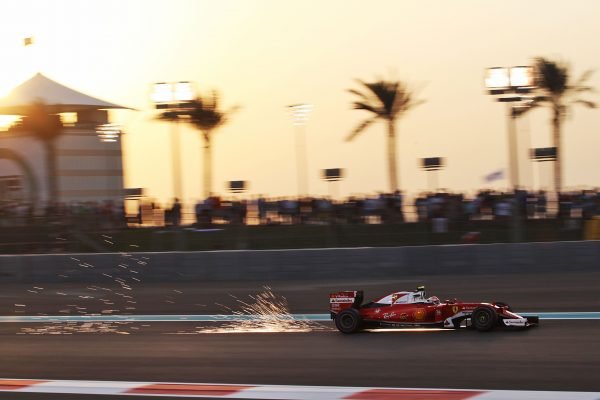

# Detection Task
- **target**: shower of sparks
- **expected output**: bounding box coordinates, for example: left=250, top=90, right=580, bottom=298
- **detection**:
left=19, top=322, right=132, bottom=335
left=13, top=241, right=327, bottom=335
left=17, top=239, right=147, bottom=335
left=192, top=287, right=329, bottom=334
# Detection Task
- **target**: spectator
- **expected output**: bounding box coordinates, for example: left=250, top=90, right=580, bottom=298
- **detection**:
left=170, top=198, right=182, bottom=227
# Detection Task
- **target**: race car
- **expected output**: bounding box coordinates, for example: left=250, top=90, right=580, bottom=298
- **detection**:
left=330, top=286, right=539, bottom=333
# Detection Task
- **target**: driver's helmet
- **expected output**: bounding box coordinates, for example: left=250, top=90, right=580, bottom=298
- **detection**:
left=427, top=296, right=440, bottom=304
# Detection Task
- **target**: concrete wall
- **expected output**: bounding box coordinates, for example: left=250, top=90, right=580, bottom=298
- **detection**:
left=0, top=241, right=599, bottom=283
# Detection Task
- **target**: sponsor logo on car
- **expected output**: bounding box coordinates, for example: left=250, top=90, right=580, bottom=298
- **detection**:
left=414, top=309, right=426, bottom=320
left=330, top=298, right=354, bottom=303
left=503, top=318, right=527, bottom=327
left=383, top=312, right=396, bottom=320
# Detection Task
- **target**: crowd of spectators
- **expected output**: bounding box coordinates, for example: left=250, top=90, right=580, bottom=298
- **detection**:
left=170, top=189, right=600, bottom=227
left=185, top=191, right=405, bottom=227
left=0, top=200, right=125, bottom=229
left=1, top=189, right=599, bottom=229
left=185, top=189, right=600, bottom=227
left=413, top=189, right=600, bottom=223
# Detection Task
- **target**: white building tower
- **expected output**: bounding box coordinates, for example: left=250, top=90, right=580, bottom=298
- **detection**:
left=0, top=73, right=131, bottom=208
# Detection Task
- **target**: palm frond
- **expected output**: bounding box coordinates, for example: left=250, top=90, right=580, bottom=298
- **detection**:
left=352, top=101, right=380, bottom=114
left=349, top=77, right=423, bottom=122
left=210, top=90, right=219, bottom=110
left=227, top=105, right=242, bottom=115
left=573, top=69, right=594, bottom=87
left=168, top=91, right=238, bottom=134
left=364, top=81, right=396, bottom=116
left=345, top=117, right=378, bottom=142
left=347, top=89, right=371, bottom=102
left=571, top=99, right=596, bottom=108
left=393, top=94, right=425, bottom=115
left=571, top=85, right=595, bottom=94
left=533, top=57, right=597, bottom=118
left=534, top=57, right=569, bottom=95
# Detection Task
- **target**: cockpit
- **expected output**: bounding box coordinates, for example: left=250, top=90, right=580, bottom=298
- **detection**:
left=370, top=286, right=440, bottom=306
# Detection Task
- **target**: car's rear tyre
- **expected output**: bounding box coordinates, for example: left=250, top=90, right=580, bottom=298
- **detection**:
left=335, top=308, right=362, bottom=334
left=471, top=306, right=497, bottom=332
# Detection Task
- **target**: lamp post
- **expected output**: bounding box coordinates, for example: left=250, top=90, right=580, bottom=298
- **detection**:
left=151, top=82, right=194, bottom=202
left=485, top=66, right=535, bottom=190
left=288, top=103, right=312, bottom=197
left=96, top=123, right=121, bottom=201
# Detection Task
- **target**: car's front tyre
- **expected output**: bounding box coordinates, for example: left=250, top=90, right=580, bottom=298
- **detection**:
left=471, top=306, right=497, bottom=332
left=335, top=308, right=362, bottom=334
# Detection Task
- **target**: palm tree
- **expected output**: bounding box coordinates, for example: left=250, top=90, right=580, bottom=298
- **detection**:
left=346, top=78, right=423, bottom=192
left=531, top=57, right=596, bottom=192
left=159, top=90, right=236, bottom=198
left=21, top=101, right=63, bottom=203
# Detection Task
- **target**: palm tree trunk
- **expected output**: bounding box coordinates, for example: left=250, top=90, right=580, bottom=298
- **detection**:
left=43, top=139, right=58, bottom=203
left=203, top=132, right=212, bottom=198
left=552, top=111, right=562, bottom=193
left=387, top=120, right=399, bottom=192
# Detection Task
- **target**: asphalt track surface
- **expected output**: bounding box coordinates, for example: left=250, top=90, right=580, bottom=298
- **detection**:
left=1, top=270, right=600, bottom=399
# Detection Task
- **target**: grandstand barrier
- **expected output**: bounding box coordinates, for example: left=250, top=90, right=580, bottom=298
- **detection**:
left=0, top=240, right=599, bottom=283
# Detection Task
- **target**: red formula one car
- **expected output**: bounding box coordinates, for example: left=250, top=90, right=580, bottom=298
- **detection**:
left=330, top=286, right=539, bottom=333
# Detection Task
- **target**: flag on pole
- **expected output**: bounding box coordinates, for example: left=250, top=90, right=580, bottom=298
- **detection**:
left=23, top=37, right=34, bottom=46
left=484, top=169, right=504, bottom=183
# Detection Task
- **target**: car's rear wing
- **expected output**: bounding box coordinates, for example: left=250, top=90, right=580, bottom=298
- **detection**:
left=329, top=290, right=363, bottom=315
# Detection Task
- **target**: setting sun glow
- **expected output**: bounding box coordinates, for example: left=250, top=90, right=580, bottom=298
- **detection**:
left=1, top=0, right=599, bottom=203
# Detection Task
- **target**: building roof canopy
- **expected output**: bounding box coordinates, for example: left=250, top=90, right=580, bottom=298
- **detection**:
left=0, top=73, right=131, bottom=115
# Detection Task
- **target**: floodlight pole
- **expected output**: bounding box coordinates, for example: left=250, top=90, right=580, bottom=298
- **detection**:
left=507, top=104, right=519, bottom=190
left=485, top=66, right=536, bottom=243
left=96, top=124, right=121, bottom=201
left=152, top=82, right=193, bottom=202
left=288, top=104, right=312, bottom=197
left=485, top=66, right=535, bottom=191
left=296, top=124, right=307, bottom=196
left=171, top=120, right=182, bottom=201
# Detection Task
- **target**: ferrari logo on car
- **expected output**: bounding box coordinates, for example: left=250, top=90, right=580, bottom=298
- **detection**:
left=452, top=305, right=459, bottom=314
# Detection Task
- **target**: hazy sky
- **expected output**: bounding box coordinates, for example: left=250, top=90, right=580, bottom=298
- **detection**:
left=1, top=0, right=599, bottom=203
